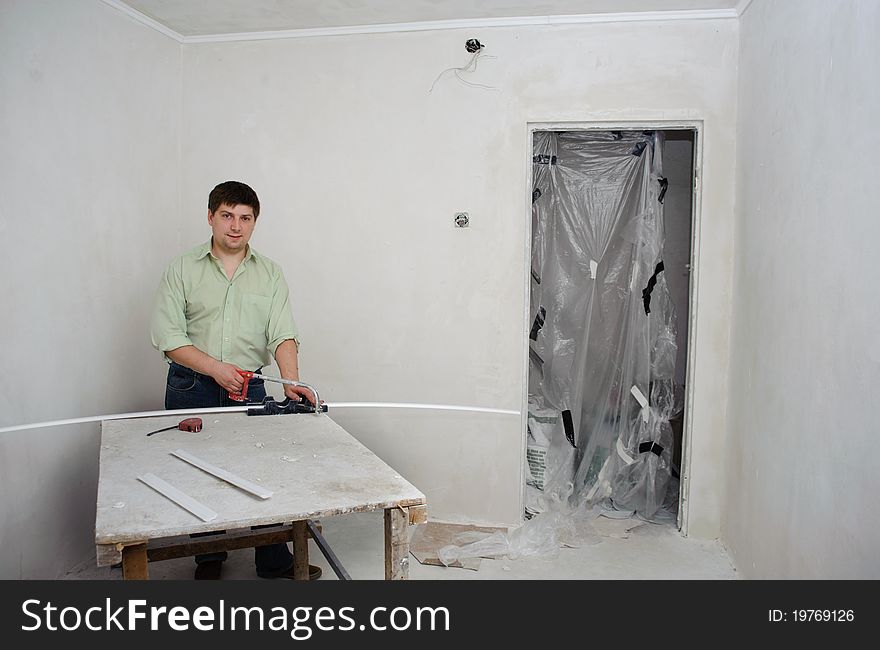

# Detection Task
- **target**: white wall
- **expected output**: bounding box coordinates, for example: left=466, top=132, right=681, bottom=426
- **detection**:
left=179, top=19, right=739, bottom=531
left=726, top=0, right=880, bottom=577
left=0, top=0, right=179, bottom=577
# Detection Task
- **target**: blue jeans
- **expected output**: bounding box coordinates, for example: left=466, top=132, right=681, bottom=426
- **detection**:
left=164, top=362, right=294, bottom=574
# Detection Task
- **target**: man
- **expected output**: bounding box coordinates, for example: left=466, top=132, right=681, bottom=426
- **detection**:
left=150, top=180, right=321, bottom=581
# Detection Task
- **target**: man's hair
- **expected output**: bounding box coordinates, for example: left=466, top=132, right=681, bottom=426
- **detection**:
left=208, top=181, right=260, bottom=218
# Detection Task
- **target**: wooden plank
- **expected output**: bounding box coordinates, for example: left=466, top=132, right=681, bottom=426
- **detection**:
left=384, top=507, right=409, bottom=580
left=292, top=520, right=309, bottom=580
left=147, top=526, right=295, bottom=563
left=407, top=504, right=428, bottom=525
left=410, top=522, right=504, bottom=571
left=398, top=497, right=428, bottom=508
left=96, top=543, right=123, bottom=567
left=171, top=449, right=273, bottom=499
left=122, top=544, right=148, bottom=580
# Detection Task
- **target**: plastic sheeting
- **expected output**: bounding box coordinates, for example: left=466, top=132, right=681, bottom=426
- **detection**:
left=528, top=131, right=678, bottom=519
left=439, top=484, right=601, bottom=566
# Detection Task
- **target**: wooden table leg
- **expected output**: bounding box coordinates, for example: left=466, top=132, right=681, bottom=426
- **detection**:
left=292, top=520, right=309, bottom=580
left=384, top=508, right=409, bottom=580
left=122, top=543, right=148, bottom=580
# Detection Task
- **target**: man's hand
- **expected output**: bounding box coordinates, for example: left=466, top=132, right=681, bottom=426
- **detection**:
left=275, top=339, right=315, bottom=405
left=211, top=362, right=246, bottom=394
left=284, top=384, right=315, bottom=405
left=165, top=346, right=245, bottom=394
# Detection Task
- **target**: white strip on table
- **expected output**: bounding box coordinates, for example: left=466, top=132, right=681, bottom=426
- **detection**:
left=137, top=473, right=218, bottom=522
left=171, top=448, right=273, bottom=499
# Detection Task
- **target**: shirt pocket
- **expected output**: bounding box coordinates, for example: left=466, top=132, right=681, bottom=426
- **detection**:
left=240, top=293, right=271, bottom=339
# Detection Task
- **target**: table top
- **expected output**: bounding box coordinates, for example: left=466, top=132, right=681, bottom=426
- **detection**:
left=95, top=412, right=425, bottom=545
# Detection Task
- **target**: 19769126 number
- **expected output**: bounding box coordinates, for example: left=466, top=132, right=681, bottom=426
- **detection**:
left=769, top=610, right=854, bottom=622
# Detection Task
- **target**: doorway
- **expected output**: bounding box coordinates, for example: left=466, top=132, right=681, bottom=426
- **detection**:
left=524, top=125, right=697, bottom=531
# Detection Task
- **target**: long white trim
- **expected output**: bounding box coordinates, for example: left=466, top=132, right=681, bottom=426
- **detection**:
left=545, top=9, right=736, bottom=25
left=171, top=449, right=273, bottom=499
left=0, top=406, right=249, bottom=434
left=100, top=3, right=737, bottom=45
left=326, top=402, right=519, bottom=415
left=137, top=473, right=218, bottom=522
left=184, top=10, right=737, bottom=43
left=100, top=0, right=184, bottom=42
left=0, top=402, right=519, bottom=434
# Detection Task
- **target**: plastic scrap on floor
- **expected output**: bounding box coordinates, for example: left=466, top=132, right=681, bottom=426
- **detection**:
left=438, top=485, right=601, bottom=567
left=410, top=522, right=507, bottom=571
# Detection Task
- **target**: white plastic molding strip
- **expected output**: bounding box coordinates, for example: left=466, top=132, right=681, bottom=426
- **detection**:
left=0, top=402, right=520, bottom=434
left=171, top=449, right=273, bottom=499
left=137, top=473, right=218, bottom=522
left=325, top=402, right=519, bottom=415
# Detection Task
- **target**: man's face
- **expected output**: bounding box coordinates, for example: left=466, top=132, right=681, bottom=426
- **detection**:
left=208, top=202, right=256, bottom=254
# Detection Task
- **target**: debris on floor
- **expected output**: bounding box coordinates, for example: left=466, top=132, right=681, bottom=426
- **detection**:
left=591, top=515, right=645, bottom=539
left=417, top=474, right=681, bottom=572
left=410, top=521, right=507, bottom=571
left=433, top=487, right=604, bottom=569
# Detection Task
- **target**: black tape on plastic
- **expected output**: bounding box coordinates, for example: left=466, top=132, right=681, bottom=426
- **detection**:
left=561, top=410, right=576, bottom=448
left=530, top=267, right=541, bottom=284
left=658, top=177, right=669, bottom=204
left=533, top=154, right=557, bottom=165
left=528, top=346, right=544, bottom=368
left=529, top=307, right=546, bottom=341
left=638, top=441, right=664, bottom=457
left=631, top=141, right=648, bottom=157
left=532, top=187, right=543, bottom=203
left=642, top=261, right=665, bottom=315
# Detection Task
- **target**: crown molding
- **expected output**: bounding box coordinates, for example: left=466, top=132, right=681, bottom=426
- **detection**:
left=184, top=9, right=738, bottom=44
left=101, top=0, right=184, bottom=42
left=101, top=3, right=738, bottom=45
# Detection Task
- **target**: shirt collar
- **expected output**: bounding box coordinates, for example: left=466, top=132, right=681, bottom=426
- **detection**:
left=200, top=239, right=256, bottom=262
left=196, top=240, right=212, bottom=260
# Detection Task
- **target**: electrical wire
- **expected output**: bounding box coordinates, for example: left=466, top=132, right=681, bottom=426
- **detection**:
left=429, top=49, right=498, bottom=93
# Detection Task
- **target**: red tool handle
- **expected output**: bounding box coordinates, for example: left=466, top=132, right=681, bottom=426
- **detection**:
left=227, top=370, right=253, bottom=402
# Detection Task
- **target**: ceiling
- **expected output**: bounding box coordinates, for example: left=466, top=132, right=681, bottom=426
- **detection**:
left=117, top=0, right=743, bottom=38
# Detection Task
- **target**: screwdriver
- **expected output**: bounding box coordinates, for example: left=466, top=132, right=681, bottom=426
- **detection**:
left=146, top=417, right=203, bottom=436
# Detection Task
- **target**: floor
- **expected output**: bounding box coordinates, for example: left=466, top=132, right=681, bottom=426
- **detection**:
left=66, top=510, right=738, bottom=580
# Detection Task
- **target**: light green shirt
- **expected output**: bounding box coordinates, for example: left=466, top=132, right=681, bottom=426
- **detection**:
left=150, top=240, right=299, bottom=370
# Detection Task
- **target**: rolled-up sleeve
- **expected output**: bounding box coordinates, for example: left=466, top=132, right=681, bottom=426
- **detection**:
left=150, top=259, right=193, bottom=355
left=266, top=268, right=300, bottom=356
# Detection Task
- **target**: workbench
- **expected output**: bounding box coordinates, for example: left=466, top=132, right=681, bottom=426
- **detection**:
left=94, top=411, right=427, bottom=580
